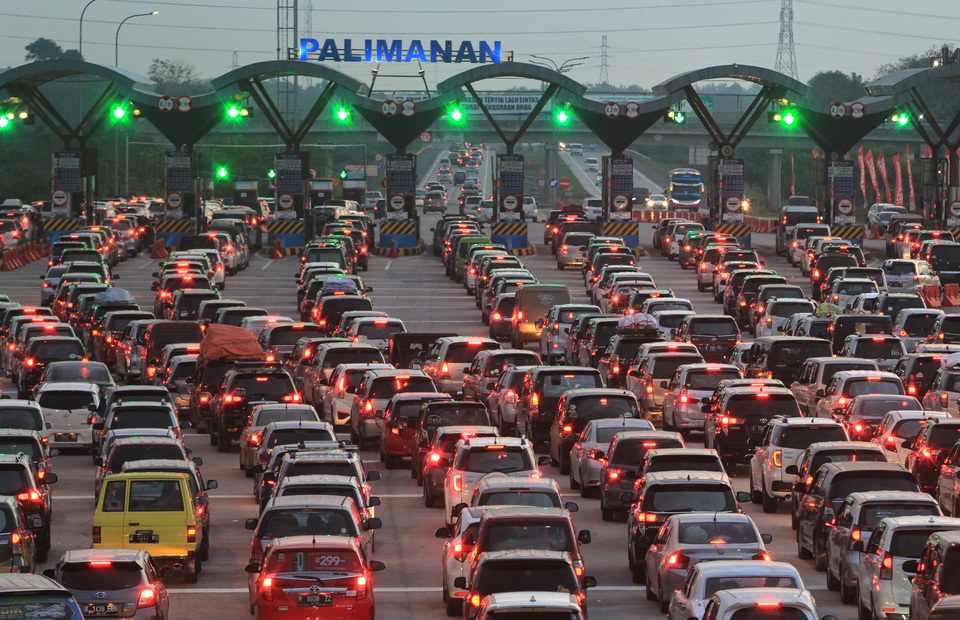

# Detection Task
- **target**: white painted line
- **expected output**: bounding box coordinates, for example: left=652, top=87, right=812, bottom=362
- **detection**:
left=206, top=494, right=251, bottom=499
left=169, top=588, right=247, bottom=594
left=168, top=585, right=670, bottom=595
left=384, top=261, right=393, bottom=271
left=54, top=496, right=93, bottom=500
left=378, top=493, right=421, bottom=498
left=138, top=261, right=151, bottom=270
left=261, top=260, right=274, bottom=271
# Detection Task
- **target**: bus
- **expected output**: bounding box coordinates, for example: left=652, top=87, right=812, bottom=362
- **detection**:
left=667, top=168, right=703, bottom=210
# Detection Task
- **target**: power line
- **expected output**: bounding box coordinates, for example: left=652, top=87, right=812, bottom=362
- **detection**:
left=796, top=0, right=960, bottom=21
left=796, top=20, right=959, bottom=41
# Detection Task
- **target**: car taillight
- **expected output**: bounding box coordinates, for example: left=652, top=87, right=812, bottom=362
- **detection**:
left=93, top=526, right=101, bottom=544
left=452, top=474, right=462, bottom=492
left=16, top=492, right=39, bottom=502
left=261, top=576, right=274, bottom=601
left=224, top=393, right=243, bottom=404
left=850, top=527, right=861, bottom=544
left=25, top=358, right=34, bottom=367
left=247, top=433, right=262, bottom=447
left=646, top=383, right=653, bottom=394
left=667, top=552, right=690, bottom=569
left=531, top=393, right=538, bottom=408
left=356, top=574, right=368, bottom=600
left=813, top=269, right=820, bottom=278
left=635, top=512, right=657, bottom=522
left=561, top=425, right=573, bottom=434
left=492, top=313, right=501, bottom=321
left=838, top=397, right=846, bottom=406
left=752, top=552, right=772, bottom=561
left=721, top=417, right=744, bottom=425
left=282, top=393, right=302, bottom=402
left=879, top=552, right=893, bottom=580
left=187, top=526, right=196, bottom=543
left=440, top=363, right=449, bottom=375
left=772, top=450, right=781, bottom=467
left=10, top=531, right=20, bottom=548
left=199, top=393, right=211, bottom=404
left=138, top=588, right=156, bottom=608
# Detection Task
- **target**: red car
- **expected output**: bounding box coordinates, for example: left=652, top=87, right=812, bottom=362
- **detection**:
left=378, top=392, right=453, bottom=469
left=247, top=535, right=384, bottom=619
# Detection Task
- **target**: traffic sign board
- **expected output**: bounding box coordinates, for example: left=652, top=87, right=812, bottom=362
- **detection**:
left=612, top=194, right=629, bottom=210
left=51, top=190, right=68, bottom=206
left=836, top=198, right=854, bottom=215
left=942, top=189, right=950, bottom=200
left=158, top=96, right=174, bottom=112
left=176, top=96, right=193, bottom=113
left=389, top=194, right=406, bottom=211
left=375, top=153, right=383, bottom=162
left=548, top=178, right=559, bottom=188
left=558, top=178, right=570, bottom=189
left=166, top=192, right=183, bottom=209
left=724, top=196, right=741, bottom=212
left=421, top=132, right=431, bottom=142
left=380, top=101, right=398, bottom=117
left=277, top=193, right=295, bottom=210
left=850, top=102, right=865, bottom=119
left=829, top=102, right=847, bottom=119
left=400, top=100, right=416, bottom=117
left=950, top=201, right=960, bottom=217
left=502, top=195, right=519, bottom=211
left=624, top=102, right=640, bottom=119
left=604, top=102, right=621, bottom=118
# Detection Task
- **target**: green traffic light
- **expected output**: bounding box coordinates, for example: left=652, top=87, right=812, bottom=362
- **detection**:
left=268, top=169, right=276, bottom=179
left=336, top=107, right=350, bottom=122
left=782, top=112, right=796, bottom=125
left=674, top=112, right=685, bottom=124
left=113, top=106, right=125, bottom=120
left=227, top=105, right=240, bottom=118
left=217, top=166, right=228, bottom=179
left=450, top=107, right=463, bottom=122
left=0, top=116, right=8, bottom=130
left=555, top=110, right=569, bottom=124
left=339, top=169, right=347, bottom=179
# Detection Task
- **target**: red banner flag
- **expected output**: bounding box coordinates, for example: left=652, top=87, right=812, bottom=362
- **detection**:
left=877, top=151, right=891, bottom=203
left=866, top=150, right=881, bottom=203
left=922, top=145, right=933, bottom=158
left=893, top=154, right=904, bottom=206
left=790, top=152, right=796, bottom=196
left=858, top=146, right=867, bottom=204
left=906, top=145, right=916, bottom=209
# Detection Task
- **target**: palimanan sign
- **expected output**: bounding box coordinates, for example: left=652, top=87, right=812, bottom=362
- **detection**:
left=299, top=38, right=502, bottom=64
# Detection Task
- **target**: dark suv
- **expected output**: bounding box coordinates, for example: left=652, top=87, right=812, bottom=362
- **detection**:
left=17, top=336, right=85, bottom=398
left=705, top=386, right=801, bottom=471
left=674, top=315, right=740, bottom=363
left=0, top=453, right=57, bottom=562
left=515, top=367, right=603, bottom=447
left=548, top=388, right=640, bottom=474
left=210, top=363, right=299, bottom=452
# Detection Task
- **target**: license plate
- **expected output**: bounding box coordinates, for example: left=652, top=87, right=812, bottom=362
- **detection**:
left=83, top=602, right=121, bottom=616
left=297, top=593, right=333, bottom=607
left=749, top=425, right=764, bottom=434
left=129, top=530, right=159, bottom=543
left=54, top=433, right=77, bottom=442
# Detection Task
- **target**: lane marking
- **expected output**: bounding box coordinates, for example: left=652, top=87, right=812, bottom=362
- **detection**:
left=384, top=261, right=393, bottom=271
left=166, top=585, right=676, bottom=594
left=377, top=493, right=421, bottom=498
left=261, top=260, right=274, bottom=271
left=138, top=261, right=151, bottom=270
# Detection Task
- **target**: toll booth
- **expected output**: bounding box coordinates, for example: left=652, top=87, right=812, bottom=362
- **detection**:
left=710, top=157, right=751, bottom=248
left=600, top=156, right=640, bottom=251
left=310, top=178, right=335, bottom=207
left=824, top=160, right=863, bottom=246
left=491, top=154, right=529, bottom=253
left=274, top=152, right=309, bottom=220
left=233, top=181, right=259, bottom=208
left=379, top=154, right=418, bottom=251
left=341, top=175, right=366, bottom=204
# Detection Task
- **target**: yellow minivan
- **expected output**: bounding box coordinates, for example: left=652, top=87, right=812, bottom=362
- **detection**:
left=512, top=284, right=572, bottom=349
left=93, top=472, right=203, bottom=583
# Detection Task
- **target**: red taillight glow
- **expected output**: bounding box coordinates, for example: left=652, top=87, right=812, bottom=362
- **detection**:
left=452, top=474, right=462, bottom=492
left=138, top=588, right=156, bottom=608
left=16, top=492, right=39, bottom=502
left=772, top=450, right=781, bottom=467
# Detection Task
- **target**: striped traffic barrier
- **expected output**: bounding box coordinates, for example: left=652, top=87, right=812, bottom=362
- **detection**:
left=830, top=225, right=865, bottom=246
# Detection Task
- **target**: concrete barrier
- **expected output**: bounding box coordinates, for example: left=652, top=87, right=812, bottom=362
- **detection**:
left=923, top=284, right=942, bottom=308
left=943, top=283, right=960, bottom=307
left=490, top=222, right=528, bottom=252
left=378, top=220, right=419, bottom=250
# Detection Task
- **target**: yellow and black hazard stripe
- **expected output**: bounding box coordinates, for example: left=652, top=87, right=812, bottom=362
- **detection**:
left=267, top=220, right=305, bottom=234
left=830, top=225, right=865, bottom=240
left=715, top=223, right=751, bottom=238
left=602, top=222, right=640, bottom=236
left=43, top=218, right=82, bottom=231
left=948, top=229, right=960, bottom=241
left=491, top=222, right=528, bottom=236
left=155, top=220, right=195, bottom=233
left=379, top=221, right=417, bottom=235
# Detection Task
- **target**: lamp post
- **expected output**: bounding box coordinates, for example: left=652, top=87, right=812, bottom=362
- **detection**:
left=79, top=0, right=100, bottom=59
left=115, top=11, right=157, bottom=66
left=528, top=55, right=589, bottom=74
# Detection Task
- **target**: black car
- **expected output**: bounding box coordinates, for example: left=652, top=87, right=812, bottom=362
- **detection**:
left=705, top=386, right=801, bottom=471
left=0, top=453, right=56, bottom=562
left=210, top=362, right=299, bottom=452
left=17, top=336, right=85, bottom=398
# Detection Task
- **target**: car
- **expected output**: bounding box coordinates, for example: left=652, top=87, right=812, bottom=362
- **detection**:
left=839, top=334, right=907, bottom=372
left=905, top=419, right=960, bottom=495
left=600, top=430, right=685, bottom=521
left=43, top=548, right=170, bottom=619
left=909, top=530, right=960, bottom=620
left=661, top=363, right=742, bottom=435
left=790, top=357, right=880, bottom=417
left=701, top=588, right=832, bottom=620
left=474, top=591, right=585, bottom=619
left=843, top=394, right=922, bottom=443
left=246, top=535, right=383, bottom=620
left=667, top=559, right=803, bottom=620
left=874, top=410, right=948, bottom=466
left=749, top=417, right=849, bottom=514
left=813, top=370, right=904, bottom=420
left=548, top=388, right=640, bottom=475
left=0, top=574, right=85, bottom=617
left=422, top=337, right=500, bottom=396
left=704, top=385, right=801, bottom=472
left=0, top=495, right=38, bottom=573
left=644, top=513, right=773, bottom=612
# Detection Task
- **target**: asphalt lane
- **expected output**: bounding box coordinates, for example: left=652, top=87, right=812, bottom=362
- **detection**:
left=0, top=185, right=889, bottom=618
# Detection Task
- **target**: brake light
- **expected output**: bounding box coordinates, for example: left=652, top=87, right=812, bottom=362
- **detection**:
left=752, top=552, right=772, bottom=561
left=646, top=383, right=653, bottom=394
left=851, top=527, right=861, bottom=542
left=814, top=269, right=820, bottom=278
left=452, top=474, right=462, bottom=492
left=635, top=512, right=657, bottom=523
left=838, top=397, right=846, bottom=406
left=138, top=588, right=156, bottom=609
left=25, top=358, right=34, bottom=367
left=441, top=363, right=449, bottom=375
left=282, top=393, right=302, bottom=402
left=224, top=393, right=243, bottom=404
left=93, top=526, right=101, bottom=544
left=199, top=393, right=211, bottom=404
left=356, top=574, right=368, bottom=600
left=10, top=532, right=20, bottom=546
left=492, top=313, right=501, bottom=321
left=562, top=425, right=573, bottom=434
left=187, top=526, right=196, bottom=543
left=364, top=401, right=373, bottom=413
left=667, top=552, right=689, bottom=569
left=247, top=433, right=262, bottom=447
left=16, top=492, right=39, bottom=502
left=879, top=552, right=893, bottom=580
left=772, top=450, right=782, bottom=467
left=721, top=417, right=744, bottom=425
left=531, top=393, right=538, bottom=408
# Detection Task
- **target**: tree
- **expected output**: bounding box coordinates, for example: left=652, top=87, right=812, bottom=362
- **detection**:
left=147, top=58, right=205, bottom=95
left=807, top=71, right=865, bottom=102
left=25, top=38, right=64, bottom=62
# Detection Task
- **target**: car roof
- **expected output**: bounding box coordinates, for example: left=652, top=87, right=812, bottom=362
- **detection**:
left=711, top=588, right=814, bottom=608
left=821, top=461, right=911, bottom=476
left=475, top=549, right=573, bottom=564
left=645, top=448, right=718, bottom=459
left=666, top=512, right=755, bottom=525
left=643, top=471, right=731, bottom=485
left=563, top=388, right=635, bottom=399
left=277, top=474, right=361, bottom=487
left=0, top=573, right=75, bottom=595
left=267, top=534, right=361, bottom=554
left=807, top=440, right=883, bottom=453
left=264, top=494, right=354, bottom=511
left=474, top=476, right=560, bottom=492
left=845, top=490, right=937, bottom=505
left=876, top=515, right=960, bottom=532
left=831, top=370, right=901, bottom=381
left=481, top=591, right=582, bottom=611
left=62, top=548, right=145, bottom=563
left=35, top=381, right=100, bottom=392
left=693, top=560, right=801, bottom=578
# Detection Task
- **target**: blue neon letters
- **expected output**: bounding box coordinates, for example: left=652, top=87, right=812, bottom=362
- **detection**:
left=299, top=39, right=501, bottom=64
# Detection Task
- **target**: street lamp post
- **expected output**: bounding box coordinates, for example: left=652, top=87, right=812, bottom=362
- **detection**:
left=528, top=55, right=589, bottom=74
left=115, top=11, right=157, bottom=66
left=79, top=0, right=100, bottom=59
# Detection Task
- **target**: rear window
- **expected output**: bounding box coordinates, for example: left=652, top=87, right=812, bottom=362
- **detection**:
left=727, top=394, right=801, bottom=418
left=656, top=312, right=692, bottom=327
left=234, top=375, right=295, bottom=399
left=286, top=462, right=358, bottom=479
left=645, top=455, right=723, bottom=474
left=150, top=327, right=202, bottom=350
left=729, top=609, right=809, bottom=620
left=689, top=319, right=739, bottom=336
left=902, top=313, right=939, bottom=335
left=269, top=327, right=324, bottom=346
left=844, top=379, right=903, bottom=397
left=109, top=409, right=173, bottom=430
left=770, top=341, right=831, bottom=365
left=857, top=503, right=940, bottom=529
left=650, top=355, right=704, bottom=379
left=928, top=245, right=960, bottom=271
left=770, top=301, right=814, bottom=318
left=928, top=424, right=960, bottom=449
left=61, top=560, right=145, bottom=589
left=611, top=438, right=682, bottom=465
left=266, top=428, right=334, bottom=449
left=33, top=340, right=84, bottom=362
left=838, top=281, right=877, bottom=295
left=677, top=520, right=757, bottom=544
left=538, top=373, right=601, bottom=397
left=0, top=595, right=82, bottom=619
left=777, top=426, right=847, bottom=449
left=459, top=447, right=533, bottom=473
left=938, top=547, right=960, bottom=595
left=703, top=575, right=799, bottom=598
left=482, top=521, right=571, bottom=550
left=475, top=561, right=578, bottom=597
left=128, top=479, right=184, bottom=511
left=889, top=529, right=944, bottom=558
left=446, top=342, right=501, bottom=364
left=265, top=548, right=363, bottom=573
left=854, top=397, right=921, bottom=419
left=421, top=404, right=489, bottom=430
left=109, top=445, right=183, bottom=471
left=369, top=376, right=436, bottom=399
left=357, top=322, right=405, bottom=340
left=0, top=408, right=43, bottom=430
left=564, top=233, right=593, bottom=246
left=37, top=391, right=95, bottom=410
left=478, top=491, right=560, bottom=509
left=46, top=363, right=112, bottom=383
left=883, top=262, right=917, bottom=276
left=258, top=508, right=359, bottom=538
left=686, top=369, right=742, bottom=391
left=567, top=396, right=638, bottom=420
left=828, top=474, right=919, bottom=500
left=0, top=439, right=41, bottom=462
left=559, top=309, right=596, bottom=324
left=642, top=484, right=736, bottom=512
left=852, top=339, right=904, bottom=358
left=810, top=449, right=885, bottom=472
left=255, top=408, right=319, bottom=426
left=324, top=349, right=385, bottom=368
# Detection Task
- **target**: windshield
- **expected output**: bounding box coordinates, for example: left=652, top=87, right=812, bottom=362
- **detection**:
left=46, top=363, right=112, bottom=383
left=778, top=426, right=847, bottom=449
left=266, top=428, right=334, bottom=449
left=771, top=302, right=814, bottom=318
left=677, top=520, right=757, bottom=544
left=829, top=474, right=919, bottom=500
left=651, top=356, right=703, bottom=379
left=727, top=395, right=801, bottom=418
left=235, top=376, right=295, bottom=399
left=479, top=492, right=560, bottom=509
left=928, top=245, right=960, bottom=271
left=689, top=319, right=739, bottom=336
left=483, top=522, right=571, bottom=552
left=845, top=380, right=903, bottom=397
left=0, top=408, right=42, bottom=430
left=858, top=503, right=940, bottom=529
left=645, top=455, right=723, bottom=474
left=611, top=438, right=682, bottom=465
left=642, top=484, right=737, bottom=512
left=567, top=396, right=638, bottom=420
left=686, top=370, right=742, bottom=391
left=38, top=391, right=95, bottom=411
left=459, top=447, right=533, bottom=473
left=475, top=562, right=578, bottom=596
left=61, top=561, right=143, bottom=590
left=259, top=508, right=359, bottom=539
left=928, top=425, right=960, bottom=449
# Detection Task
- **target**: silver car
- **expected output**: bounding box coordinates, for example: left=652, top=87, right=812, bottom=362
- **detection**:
left=557, top=232, right=595, bottom=269
left=645, top=513, right=772, bottom=613
left=40, top=266, right=68, bottom=306
left=568, top=418, right=654, bottom=496
left=827, top=491, right=942, bottom=603
left=436, top=506, right=484, bottom=615
left=486, top=365, right=536, bottom=435
left=893, top=308, right=945, bottom=353
left=668, top=560, right=803, bottom=620
left=858, top=515, right=960, bottom=620
left=661, top=364, right=742, bottom=435
left=238, top=403, right=320, bottom=476
left=538, top=304, right=599, bottom=365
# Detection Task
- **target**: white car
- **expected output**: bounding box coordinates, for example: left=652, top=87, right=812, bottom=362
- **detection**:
left=475, top=592, right=585, bottom=620
left=345, top=317, right=405, bottom=355
left=874, top=410, right=948, bottom=465
left=568, top=418, right=654, bottom=496
left=893, top=309, right=945, bottom=353
left=755, top=298, right=816, bottom=338
left=443, top=436, right=539, bottom=528
left=35, top=381, right=100, bottom=449
left=668, top=560, right=803, bottom=620
left=840, top=334, right=908, bottom=372
left=580, top=198, right=603, bottom=221
left=701, top=588, right=825, bottom=620
left=238, top=315, right=294, bottom=339
left=521, top=196, right=537, bottom=221
left=365, top=191, right=383, bottom=211
left=749, top=417, right=849, bottom=512
left=882, top=259, right=941, bottom=294
left=788, top=224, right=831, bottom=265
left=437, top=506, right=483, bottom=614
left=827, top=278, right=879, bottom=311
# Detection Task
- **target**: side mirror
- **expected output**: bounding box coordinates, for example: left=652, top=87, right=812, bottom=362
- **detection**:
left=821, top=616, right=839, bottom=620
left=901, top=559, right=918, bottom=574
left=487, top=381, right=497, bottom=390
left=659, top=381, right=669, bottom=389
left=42, top=568, right=56, bottom=579
left=785, top=465, right=799, bottom=475
left=92, top=457, right=103, bottom=467
left=369, top=560, right=386, bottom=572
left=582, top=576, right=598, bottom=589
left=87, top=404, right=98, bottom=412
left=150, top=284, right=157, bottom=291
left=43, top=473, right=58, bottom=484
left=244, top=562, right=261, bottom=574
left=701, top=404, right=712, bottom=414
left=564, top=501, right=579, bottom=513
left=364, top=517, right=382, bottom=530
left=852, top=540, right=864, bottom=552
left=537, top=455, right=552, bottom=467
left=112, top=274, right=120, bottom=280
left=92, top=422, right=104, bottom=431
left=152, top=272, right=159, bottom=278
left=577, top=529, right=591, bottom=545
left=192, top=457, right=203, bottom=467
left=435, top=527, right=451, bottom=538
left=901, top=440, right=913, bottom=450
left=761, top=533, right=773, bottom=544
left=48, top=449, right=59, bottom=457
left=588, top=449, right=605, bottom=460
left=736, top=491, right=751, bottom=503
left=368, top=496, right=381, bottom=507
left=452, top=503, right=467, bottom=519
left=205, top=479, right=218, bottom=490
left=815, top=389, right=825, bottom=398
left=39, top=275, right=45, bottom=280
left=454, top=577, right=467, bottom=590
left=245, top=518, right=258, bottom=530
left=366, top=471, right=381, bottom=481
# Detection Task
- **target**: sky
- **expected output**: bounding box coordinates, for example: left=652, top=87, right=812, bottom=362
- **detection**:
left=1, top=0, right=958, bottom=91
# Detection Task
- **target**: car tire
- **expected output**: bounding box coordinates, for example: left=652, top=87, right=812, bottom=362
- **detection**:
left=762, top=480, right=778, bottom=513
left=814, top=534, right=827, bottom=571
left=200, top=542, right=210, bottom=562
left=385, top=454, right=399, bottom=470
left=840, top=568, right=856, bottom=604
left=857, top=597, right=872, bottom=620
left=445, top=595, right=461, bottom=617
left=750, top=474, right=762, bottom=504
left=697, top=281, right=706, bottom=292
left=183, top=557, right=199, bottom=584
left=209, top=420, right=218, bottom=446
left=557, top=263, right=564, bottom=270
left=216, top=422, right=231, bottom=453
left=559, top=456, right=569, bottom=475
left=601, top=501, right=614, bottom=522
left=791, top=502, right=799, bottom=530
left=569, top=468, right=580, bottom=490
left=423, top=484, right=434, bottom=508
left=659, top=579, right=670, bottom=613
left=379, top=447, right=385, bottom=463
left=643, top=569, right=655, bottom=597
left=826, top=562, right=840, bottom=591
